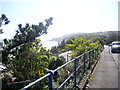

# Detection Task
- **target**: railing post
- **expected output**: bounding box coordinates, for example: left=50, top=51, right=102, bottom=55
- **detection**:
left=95, top=48, right=97, bottom=60
left=93, top=49, right=95, bottom=60
left=91, top=49, right=94, bottom=64
left=96, top=48, right=98, bottom=59
left=67, top=53, right=69, bottom=62
left=73, top=57, right=80, bottom=90
left=95, top=47, right=99, bottom=59
left=74, top=57, right=77, bottom=86
left=47, top=70, right=54, bottom=90
left=88, top=51, right=91, bottom=69
left=83, top=52, right=86, bottom=74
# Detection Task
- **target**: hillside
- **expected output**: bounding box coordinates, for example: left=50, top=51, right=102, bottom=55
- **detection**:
left=50, top=31, right=108, bottom=42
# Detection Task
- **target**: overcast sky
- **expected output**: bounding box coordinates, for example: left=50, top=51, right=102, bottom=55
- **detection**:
left=0, top=0, right=119, bottom=45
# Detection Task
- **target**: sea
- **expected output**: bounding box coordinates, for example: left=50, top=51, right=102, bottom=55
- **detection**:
left=41, top=40, right=58, bottom=49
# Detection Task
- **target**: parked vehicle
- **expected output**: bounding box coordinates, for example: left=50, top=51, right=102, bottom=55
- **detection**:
left=111, top=41, right=120, bottom=53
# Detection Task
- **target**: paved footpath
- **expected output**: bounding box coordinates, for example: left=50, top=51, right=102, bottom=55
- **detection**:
left=88, top=46, right=119, bottom=89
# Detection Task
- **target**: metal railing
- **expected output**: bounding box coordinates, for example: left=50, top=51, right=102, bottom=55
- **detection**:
left=21, top=47, right=102, bottom=90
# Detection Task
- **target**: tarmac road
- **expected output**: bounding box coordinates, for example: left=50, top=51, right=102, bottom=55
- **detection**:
left=88, top=45, right=119, bottom=89
left=109, top=46, right=120, bottom=67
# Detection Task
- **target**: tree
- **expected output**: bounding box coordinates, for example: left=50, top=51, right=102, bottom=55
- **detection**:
left=2, top=17, right=53, bottom=89
left=2, top=39, right=54, bottom=89
left=50, top=39, right=72, bottom=54
left=0, top=14, right=10, bottom=34
left=66, top=37, right=99, bottom=58
left=2, top=17, right=53, bottom=65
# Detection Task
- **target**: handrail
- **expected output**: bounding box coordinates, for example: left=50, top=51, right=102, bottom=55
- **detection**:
left=21, top=73, right=50, bottom=89
left=57, top=72, right=74, bottom=89
left=21, top=46, right=101, bottom=90
left=54, top=58, right=75, bottom=72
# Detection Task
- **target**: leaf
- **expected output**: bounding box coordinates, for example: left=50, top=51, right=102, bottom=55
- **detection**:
left=1, top=14, right=6, bottom=20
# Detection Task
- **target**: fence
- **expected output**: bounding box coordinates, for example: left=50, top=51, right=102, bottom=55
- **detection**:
left=21, top=46, right=102, bottom=90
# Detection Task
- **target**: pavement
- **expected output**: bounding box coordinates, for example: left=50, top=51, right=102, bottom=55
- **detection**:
left=87, top=45, right=119, bottom=89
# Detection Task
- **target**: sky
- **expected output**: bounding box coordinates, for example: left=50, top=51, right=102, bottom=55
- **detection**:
left=0, top=0, right=119, bottom=48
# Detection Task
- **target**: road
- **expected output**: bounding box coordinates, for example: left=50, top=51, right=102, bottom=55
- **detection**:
left=109, top=45, right=120, bottom=67
left=88, top=45, right=119, bottom=89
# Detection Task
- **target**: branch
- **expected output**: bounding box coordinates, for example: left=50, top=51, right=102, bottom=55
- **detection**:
left=3, top=17, right=53, bottom=51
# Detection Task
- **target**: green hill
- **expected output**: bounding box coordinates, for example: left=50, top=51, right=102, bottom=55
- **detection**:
left=50, top=31, right=108, bottom=42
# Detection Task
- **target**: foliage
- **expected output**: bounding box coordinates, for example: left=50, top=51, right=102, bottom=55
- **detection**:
left=2, top=17, right=53, bottom=89
left=66, top=37, right=99, bottom=58
left=2, top=39, right=53, bottom=89
left=2, top=16, right=69, bottom=89
left=0, top=14, right=10, bottom=34
left=2, top=17, right=53, bottom=65
left=48, top=56, right=65, bottom=70
left=50, top=46, right=60, bottom=54
left=50, top=32, right=107, bottom=55
left=50, top=39, right=73, bottom=54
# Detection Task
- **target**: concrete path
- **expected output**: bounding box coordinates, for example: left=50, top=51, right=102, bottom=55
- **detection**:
left=88, top=46, right=119, bottom=89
